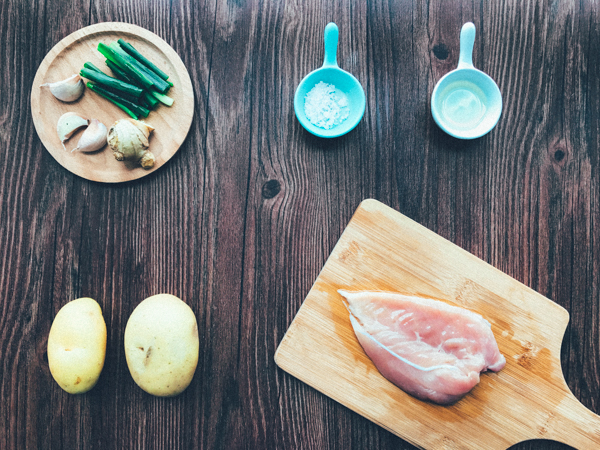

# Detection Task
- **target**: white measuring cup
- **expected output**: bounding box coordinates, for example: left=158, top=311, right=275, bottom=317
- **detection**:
left=431, top=22, right=502, bottom=139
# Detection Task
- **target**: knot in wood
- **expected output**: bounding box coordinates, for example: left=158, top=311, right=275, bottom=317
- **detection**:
left=433, top=43, right=449, bottom=60
left=262, top=180, right=281, bottom=199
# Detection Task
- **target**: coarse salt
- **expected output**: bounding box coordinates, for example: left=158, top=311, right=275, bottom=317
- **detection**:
left=304, top=81, right=350, bottom=129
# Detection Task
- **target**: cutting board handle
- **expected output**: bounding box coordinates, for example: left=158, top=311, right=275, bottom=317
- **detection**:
left=538, top=390, right=600, bottom=447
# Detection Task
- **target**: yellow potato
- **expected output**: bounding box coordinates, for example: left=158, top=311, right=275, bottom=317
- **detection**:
left=47, top=297, right=107, bottom=394
left=124, top=294, right=199, bottom=397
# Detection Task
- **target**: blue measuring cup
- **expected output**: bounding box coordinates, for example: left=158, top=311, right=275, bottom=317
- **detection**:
left=294, top=23, right=366, bottom=138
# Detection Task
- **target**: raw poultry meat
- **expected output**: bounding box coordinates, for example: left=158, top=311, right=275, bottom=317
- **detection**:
left=339, top=290, right=506, bottom=405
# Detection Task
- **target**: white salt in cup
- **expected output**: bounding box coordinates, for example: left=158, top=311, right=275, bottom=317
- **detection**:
left=294, top=23, right=366, bottom=138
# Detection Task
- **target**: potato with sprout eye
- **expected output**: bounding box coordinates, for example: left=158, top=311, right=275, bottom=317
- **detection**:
left=124, top=294, right=199, bottom=396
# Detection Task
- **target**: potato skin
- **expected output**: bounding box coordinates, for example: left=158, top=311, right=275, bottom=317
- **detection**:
left=124, top=294, right=199, bottom=397
left=47, top=297, right=107, bottom=394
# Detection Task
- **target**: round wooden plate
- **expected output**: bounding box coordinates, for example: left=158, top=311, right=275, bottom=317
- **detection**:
left=31, top=22, right=194, bottom=183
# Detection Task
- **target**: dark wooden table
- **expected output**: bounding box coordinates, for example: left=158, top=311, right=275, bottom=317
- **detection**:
left=1, top=0, right=597, bottom=449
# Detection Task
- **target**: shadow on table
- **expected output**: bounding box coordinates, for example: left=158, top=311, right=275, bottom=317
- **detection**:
left=297, top=124, right=362, bottom=153
left=430, top=118, right=492, bottom=154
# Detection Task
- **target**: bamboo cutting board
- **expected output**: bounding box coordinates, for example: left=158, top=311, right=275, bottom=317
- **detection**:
left=275, top=199, right=600, bottom=449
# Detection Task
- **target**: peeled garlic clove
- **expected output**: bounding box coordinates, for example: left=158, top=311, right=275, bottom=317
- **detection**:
left=73, top=119, right=107, bottom=153
left=41, top=74, right=85, bottom=102
left=57, top=112, right=88, bottom=150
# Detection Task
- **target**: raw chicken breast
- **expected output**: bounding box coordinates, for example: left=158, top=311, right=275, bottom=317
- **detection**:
left=339, top=290, right=506, bottom=405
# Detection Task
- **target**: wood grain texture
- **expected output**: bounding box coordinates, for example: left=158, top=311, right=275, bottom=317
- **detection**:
left=0, top=0, right=598, bottom=449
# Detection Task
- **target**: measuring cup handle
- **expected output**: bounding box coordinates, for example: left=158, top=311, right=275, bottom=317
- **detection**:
left=457, top=22, right=476, bottom=69
left=323, top=22, right=339, bottom=67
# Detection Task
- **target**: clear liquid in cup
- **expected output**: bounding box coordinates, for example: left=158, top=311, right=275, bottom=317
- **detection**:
left=439, top=81, right=487, bottom=130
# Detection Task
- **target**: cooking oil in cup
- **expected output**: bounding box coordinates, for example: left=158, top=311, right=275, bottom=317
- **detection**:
left=430, top=22, right=502, bottom=139
left=438, top=80, right=487, bottom=130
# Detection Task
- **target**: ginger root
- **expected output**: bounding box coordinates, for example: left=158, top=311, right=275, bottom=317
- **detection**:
left=108, top=118, right=155, bottom=169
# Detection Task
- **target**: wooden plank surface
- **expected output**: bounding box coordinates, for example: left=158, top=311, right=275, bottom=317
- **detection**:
left=275, top=199, right=600, bottom=448
left=1, top=0, right=599, bottom=449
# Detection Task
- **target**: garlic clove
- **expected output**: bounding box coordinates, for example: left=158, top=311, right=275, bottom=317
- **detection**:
left=73, top=119, right=107, bottom=153
left=57, top=112, right=88, bottom=150
left=41, top=74, right=85, bottom=102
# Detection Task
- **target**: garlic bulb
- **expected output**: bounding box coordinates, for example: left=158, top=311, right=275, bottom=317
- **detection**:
left=57, top=112, right=88, bottom=150
left=41, top=74, right=85, bottom=102
left=73, top=119, right=107, bottom=153
left=107, top=119, right=155, bottom=169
